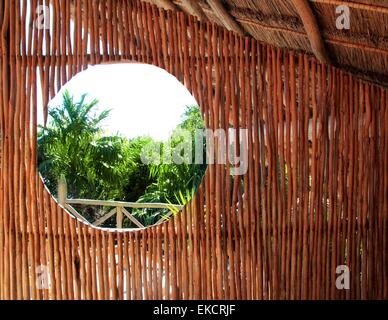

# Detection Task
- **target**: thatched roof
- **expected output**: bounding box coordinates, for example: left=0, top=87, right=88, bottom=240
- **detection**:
left=145, top=0, right=388, bottom=87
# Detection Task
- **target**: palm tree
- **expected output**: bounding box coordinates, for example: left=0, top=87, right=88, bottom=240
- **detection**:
left=38, top=90, right=130, bottom=202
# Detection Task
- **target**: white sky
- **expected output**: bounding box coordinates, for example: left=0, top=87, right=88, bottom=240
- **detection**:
left=38, top=63, right=198, bottom=141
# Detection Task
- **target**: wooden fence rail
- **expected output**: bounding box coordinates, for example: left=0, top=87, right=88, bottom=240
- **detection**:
left=57, top=175, right=183, bottom=229
left=0, top=0, right=386, bottom=300
left=65, top=199, right=182, bottom=229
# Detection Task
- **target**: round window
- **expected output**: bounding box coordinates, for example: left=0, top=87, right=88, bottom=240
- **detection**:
left=38, top=63, right=207, bottom=229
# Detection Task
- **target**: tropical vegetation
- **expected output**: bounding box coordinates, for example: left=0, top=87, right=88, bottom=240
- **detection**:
left=38, top=90, right=206, bottom=227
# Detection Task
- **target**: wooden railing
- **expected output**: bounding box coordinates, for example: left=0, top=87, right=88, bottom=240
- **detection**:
left=57, top=175, right=183, bottom=229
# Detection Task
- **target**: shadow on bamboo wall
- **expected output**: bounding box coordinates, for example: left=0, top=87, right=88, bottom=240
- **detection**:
left=0, top=0, right=387, bottom=300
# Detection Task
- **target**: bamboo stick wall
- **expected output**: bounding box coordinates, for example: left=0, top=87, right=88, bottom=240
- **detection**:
left=0, top=0, right=387, bottom=300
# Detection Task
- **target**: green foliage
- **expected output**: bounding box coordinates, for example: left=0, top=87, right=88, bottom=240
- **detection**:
left=122, top=136, right=157, bottom=202
left=131, top=106, right=207, bottom=226
left=38, top=94, right=206, bottom=227
left=166, top=189, right=195, bottom=216
left=38, top=90, right=132, bottom=201
left=144, top=105, right=207, bottom=204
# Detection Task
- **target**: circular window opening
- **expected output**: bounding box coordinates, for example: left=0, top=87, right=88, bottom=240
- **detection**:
left=38, top=63, right=207, bottom=229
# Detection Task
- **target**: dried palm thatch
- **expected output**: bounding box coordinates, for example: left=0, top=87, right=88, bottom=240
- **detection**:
left=143, top=0, right=388, bottom=86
